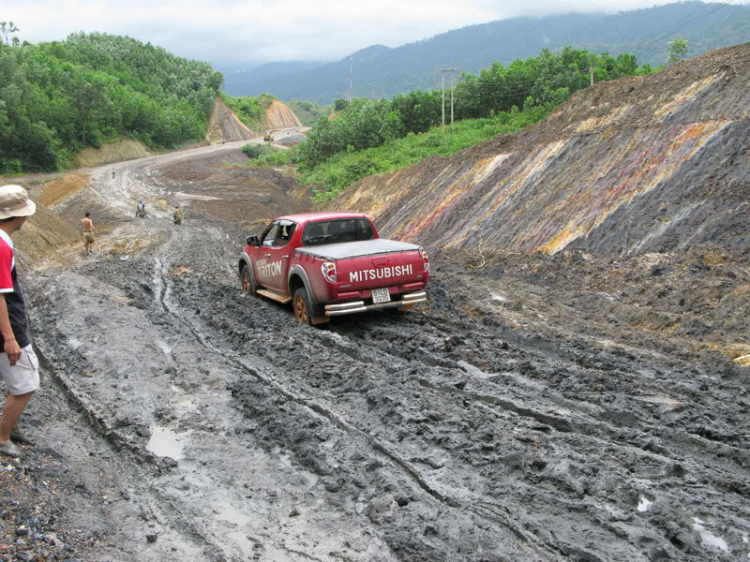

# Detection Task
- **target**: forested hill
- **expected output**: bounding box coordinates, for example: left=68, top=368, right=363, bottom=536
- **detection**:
left=223, top=1, right=750, bottom=103
left=0, top=32, right=223, bottom=173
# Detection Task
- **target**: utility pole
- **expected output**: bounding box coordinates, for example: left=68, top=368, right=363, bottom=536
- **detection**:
left=440, top=68, right=455, bottom=126
left=345, top=56, right=353, bottom=101
left=441, top=71, right=445, bottom=126
left=590, top=65, right=594, bottom=87
left=450, top=69, right=454, bottom=125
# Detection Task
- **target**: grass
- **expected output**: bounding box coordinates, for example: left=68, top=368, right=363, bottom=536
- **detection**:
left=242, top=105, right=552, bottom=204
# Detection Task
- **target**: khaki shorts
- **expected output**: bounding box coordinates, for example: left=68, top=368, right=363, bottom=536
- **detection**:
left=84, top=232, right=95, bottom=245
left=0, top=345, right=40, bottom=395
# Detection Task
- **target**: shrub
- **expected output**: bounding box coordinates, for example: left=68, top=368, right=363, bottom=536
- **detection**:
left=241, top=143, right=263, bottom=159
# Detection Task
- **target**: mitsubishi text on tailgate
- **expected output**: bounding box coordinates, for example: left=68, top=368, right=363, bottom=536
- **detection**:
left=238, top=212, right=429, bottom=325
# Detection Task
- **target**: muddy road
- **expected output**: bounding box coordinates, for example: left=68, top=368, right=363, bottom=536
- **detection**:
left=6, top=142, right=749, bottom=561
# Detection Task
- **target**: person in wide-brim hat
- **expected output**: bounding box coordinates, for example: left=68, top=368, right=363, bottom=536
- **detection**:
left=0, top=184, right=40, bottom=459
left=0, top=184, right=36, bottom=220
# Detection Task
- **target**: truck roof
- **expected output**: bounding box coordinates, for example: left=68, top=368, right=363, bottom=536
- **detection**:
left=275, top=211, right=370, bottom=224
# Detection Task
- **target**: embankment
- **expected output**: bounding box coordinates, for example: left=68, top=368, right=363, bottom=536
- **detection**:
left=207, top=97, right=257, bottom=143
left=330, top=44, right=750, bottom=260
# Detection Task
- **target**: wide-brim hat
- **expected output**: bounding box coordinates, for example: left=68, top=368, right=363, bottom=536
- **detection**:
left=0, top=185, right=36, bottom=220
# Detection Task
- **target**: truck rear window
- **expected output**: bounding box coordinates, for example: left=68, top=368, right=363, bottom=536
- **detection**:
left=302, top=219, right=374, bottom=246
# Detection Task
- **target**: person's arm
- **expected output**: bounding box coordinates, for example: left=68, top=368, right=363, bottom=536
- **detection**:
left=0, top=295, right=21, bottom=366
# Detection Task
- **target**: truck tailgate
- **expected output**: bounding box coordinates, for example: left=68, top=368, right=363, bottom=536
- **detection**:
left=338, top=249, right=425, bottom=290
left=297, top=239, right=427, bottom=294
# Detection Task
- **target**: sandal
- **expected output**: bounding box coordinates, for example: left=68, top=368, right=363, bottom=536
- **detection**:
left=0, top=441, right=20, bottom=458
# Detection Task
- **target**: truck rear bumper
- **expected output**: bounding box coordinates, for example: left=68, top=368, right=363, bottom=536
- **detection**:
left=325, top=291, right=427, bottom=317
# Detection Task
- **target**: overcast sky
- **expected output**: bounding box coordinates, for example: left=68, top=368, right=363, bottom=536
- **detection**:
left=3, top=0, right=748, bottom=68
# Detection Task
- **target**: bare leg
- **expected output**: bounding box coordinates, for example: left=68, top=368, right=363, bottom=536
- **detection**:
left=0, top=391, right=33, bottom=443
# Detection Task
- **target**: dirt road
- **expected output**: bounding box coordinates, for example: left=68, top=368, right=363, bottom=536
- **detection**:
left=5, top=142, right=749, bottom=561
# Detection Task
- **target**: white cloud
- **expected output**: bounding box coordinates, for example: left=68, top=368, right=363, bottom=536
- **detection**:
left=3, top=0, right=749, bottom=66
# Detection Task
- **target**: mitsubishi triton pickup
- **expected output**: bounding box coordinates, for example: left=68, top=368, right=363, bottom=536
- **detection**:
left=238, top=212, right=429, bottom=325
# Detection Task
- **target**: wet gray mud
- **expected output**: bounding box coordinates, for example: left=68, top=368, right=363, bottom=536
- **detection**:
left=8, top=146, right=750, bottom=561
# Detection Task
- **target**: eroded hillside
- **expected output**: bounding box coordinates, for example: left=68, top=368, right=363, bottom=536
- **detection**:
left=264, top=99, right=303, bottom=130
left=207, top=97, right=258, bottom=143
left=331, top=44, right=750, bottom=261
left=207, top=97, right=303, bottom=142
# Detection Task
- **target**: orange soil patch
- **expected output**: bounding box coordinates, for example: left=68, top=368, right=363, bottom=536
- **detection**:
left=40, top=174, right=88, bottom=206
left=264, top=100, right=302, bottom=130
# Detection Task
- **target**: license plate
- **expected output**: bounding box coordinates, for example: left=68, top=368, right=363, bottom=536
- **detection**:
left=372, top=288, right=391, bottom=304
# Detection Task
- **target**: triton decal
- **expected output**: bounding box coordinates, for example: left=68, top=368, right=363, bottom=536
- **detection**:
left=257, top=260, right=282, bottom=279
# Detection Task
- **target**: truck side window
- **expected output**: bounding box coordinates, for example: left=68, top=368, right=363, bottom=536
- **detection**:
left=261, top=223, right=281, bottom=247
left=273, top=223, right=296, bottom=247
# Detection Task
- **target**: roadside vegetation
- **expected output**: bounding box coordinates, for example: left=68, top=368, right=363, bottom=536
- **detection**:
left=285, top=99, right=332, bottom=126
left=309, top=106, right=551, bottom=203
left=0, top=29, right=223, bottom=173
left=244, top=46, right=656, bottom=202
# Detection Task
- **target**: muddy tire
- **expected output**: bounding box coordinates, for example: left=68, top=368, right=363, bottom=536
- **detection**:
left=294, top=287, right=330, bottom=327
left=293, top=288, right=314, bottom=326
left=240, top=265, right=257, bottom=297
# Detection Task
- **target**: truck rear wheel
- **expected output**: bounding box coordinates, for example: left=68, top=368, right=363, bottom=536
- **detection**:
left=293, top=288, right=313, bottom=325
left=240, top=264, right=257, bottom=297
left=293, top=288, right=329, bottom=326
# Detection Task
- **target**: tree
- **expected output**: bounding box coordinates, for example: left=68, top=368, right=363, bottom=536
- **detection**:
left=0, top=22, right=19, bottom=45
left=668, top=39, right=689, bottom=65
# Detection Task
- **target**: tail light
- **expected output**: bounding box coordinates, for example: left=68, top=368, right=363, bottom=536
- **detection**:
left=421, top=249, right=430, bottom=271
left=321, top=261, right=337, bottom=282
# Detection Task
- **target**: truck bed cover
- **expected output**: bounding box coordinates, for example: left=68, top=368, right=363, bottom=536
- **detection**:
left=295, top=239, right=421, bottom=261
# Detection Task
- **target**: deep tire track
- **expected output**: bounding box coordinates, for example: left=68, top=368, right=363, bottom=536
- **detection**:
left=156, top=229, right=558, bottom=561
left=166, top=248, right=749, bottom=562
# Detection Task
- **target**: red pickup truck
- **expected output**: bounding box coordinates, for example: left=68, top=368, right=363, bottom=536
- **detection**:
left=238, top=212, right=429, bottom=325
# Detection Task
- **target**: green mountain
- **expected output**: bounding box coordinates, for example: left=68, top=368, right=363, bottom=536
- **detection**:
left=222, top=1, right=750, bottom=104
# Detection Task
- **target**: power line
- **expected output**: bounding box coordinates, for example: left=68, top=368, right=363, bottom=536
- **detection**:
left=629, top=0, right=739, bottom=57
left=649, top=0, right=738, bottom=45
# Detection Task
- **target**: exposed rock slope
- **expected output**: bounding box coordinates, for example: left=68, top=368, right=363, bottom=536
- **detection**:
left=331, top=44, right=750, bottom=260
left=264, top=99, right=303, bottom=130
left=206, top=97, right=257, bottom=143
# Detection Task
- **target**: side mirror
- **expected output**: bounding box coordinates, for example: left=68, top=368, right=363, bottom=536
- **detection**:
left=246, top=235, right=260, bottom=246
